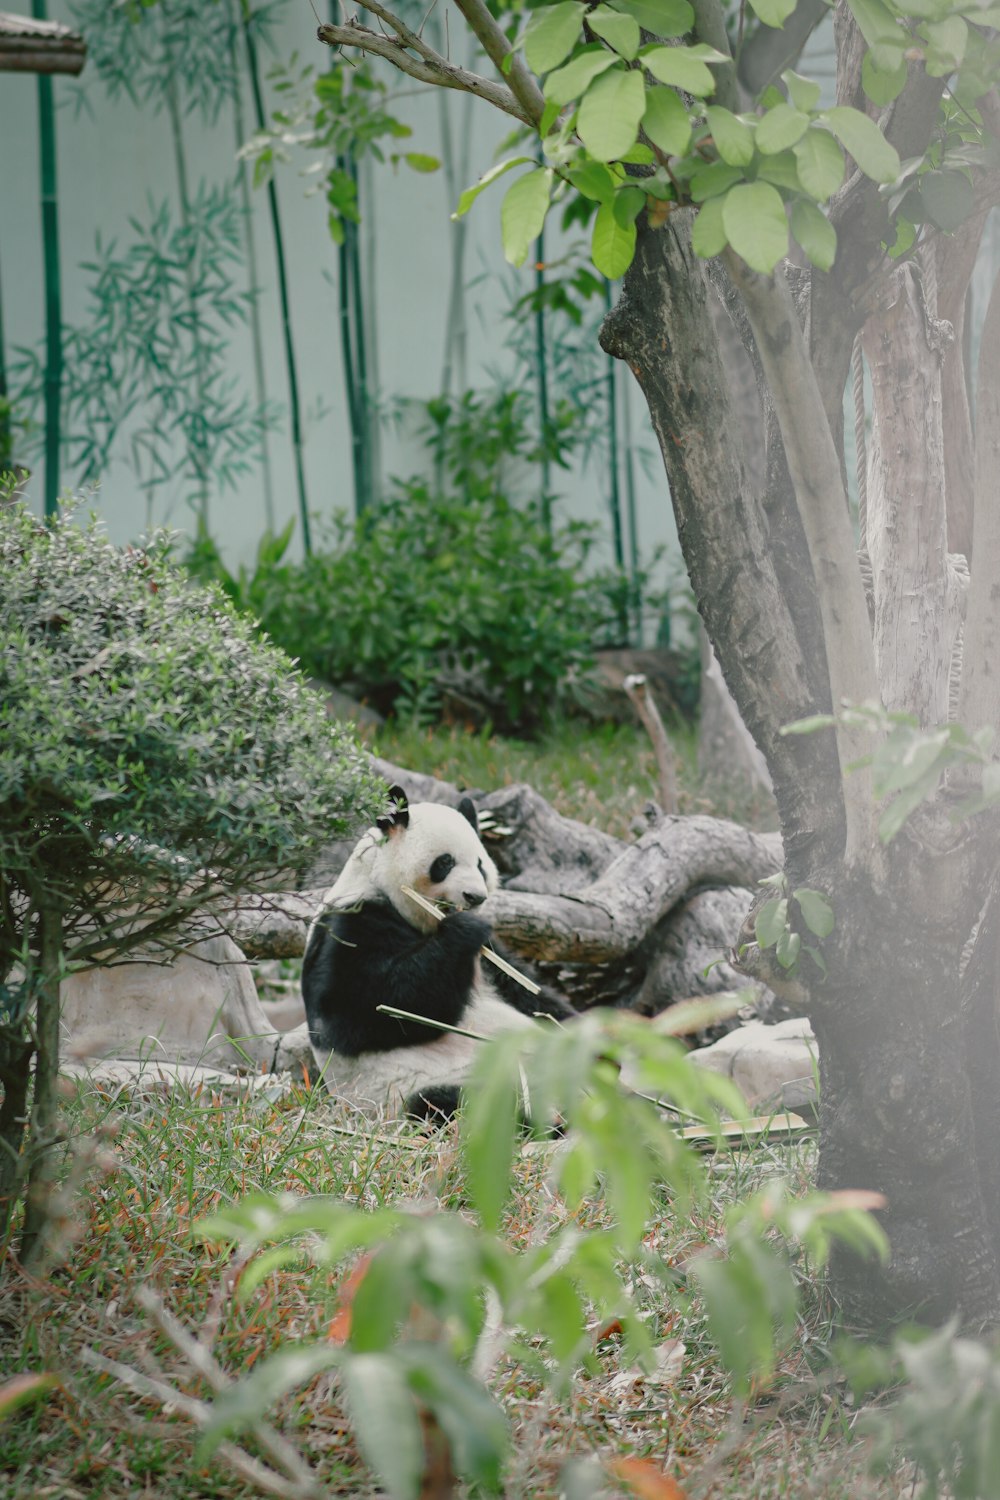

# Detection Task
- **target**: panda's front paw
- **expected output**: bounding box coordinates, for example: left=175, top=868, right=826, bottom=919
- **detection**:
left=438, top=910, right=492, bottom=951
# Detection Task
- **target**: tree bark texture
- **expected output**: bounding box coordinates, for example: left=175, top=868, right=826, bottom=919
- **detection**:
left=601, top=184, right=1000, bottom=1328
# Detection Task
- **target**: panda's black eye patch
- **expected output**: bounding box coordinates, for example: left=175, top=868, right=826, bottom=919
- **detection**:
left=429, top=854, right=456, bottom=885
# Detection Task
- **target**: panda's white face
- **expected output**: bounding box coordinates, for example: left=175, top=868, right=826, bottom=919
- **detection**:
left=371, top=797, right=499, bottom=932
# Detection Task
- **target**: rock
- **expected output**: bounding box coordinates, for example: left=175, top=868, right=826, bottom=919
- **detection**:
left=60, top=933, right=284, bottom=1072
left=273, top=1020, right=319, bottom=1081
left=61, top=1057, right=296, bottom=1099
left=689, top=1017, right=817, bottom=1112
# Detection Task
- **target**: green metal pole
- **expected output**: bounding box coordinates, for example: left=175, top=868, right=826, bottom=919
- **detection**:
left=242, top=0, right=311, bottom=553
left=33, top=0, right=61, bottom=519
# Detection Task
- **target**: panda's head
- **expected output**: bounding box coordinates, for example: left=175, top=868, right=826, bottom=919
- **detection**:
left=370, top=785, right=499, bottom=932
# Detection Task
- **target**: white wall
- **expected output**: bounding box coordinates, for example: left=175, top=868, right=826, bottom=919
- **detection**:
left=0, top=2, right=678, bottom=606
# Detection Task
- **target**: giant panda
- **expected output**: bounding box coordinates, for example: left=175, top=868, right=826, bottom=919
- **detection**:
left=301, top=785, right=573, bottom=1121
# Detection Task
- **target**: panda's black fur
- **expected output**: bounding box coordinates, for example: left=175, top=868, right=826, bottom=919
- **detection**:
left=301, top=786, right=573, bottom=1121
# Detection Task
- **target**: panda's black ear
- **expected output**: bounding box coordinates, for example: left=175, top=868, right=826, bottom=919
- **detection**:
left=377, top=785, right=410, bottom=835
left=457, top=796, right=479, bottom=834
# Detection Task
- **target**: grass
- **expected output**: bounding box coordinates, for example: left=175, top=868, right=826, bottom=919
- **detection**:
left=0, top=720, right=879, bottom=1499
left=359, top=716, right=779, bottom=841
left=0, top=1076, right=896, bottom=1500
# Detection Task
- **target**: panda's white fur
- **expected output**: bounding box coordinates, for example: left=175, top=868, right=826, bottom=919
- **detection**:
left=301, top=787, right=569, bottom=1121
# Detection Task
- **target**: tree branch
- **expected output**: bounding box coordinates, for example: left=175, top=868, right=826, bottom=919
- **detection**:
left=316, top=14, right=532, bottom=125
left=688, top=0, right=739, bottom=112
left=450, top=0, right=546, bottom=126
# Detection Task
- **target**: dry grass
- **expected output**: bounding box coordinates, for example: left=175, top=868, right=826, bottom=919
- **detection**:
left=1, top=723, right=878, bottom=1499
left=1, top=1078, right=896, bottom=1500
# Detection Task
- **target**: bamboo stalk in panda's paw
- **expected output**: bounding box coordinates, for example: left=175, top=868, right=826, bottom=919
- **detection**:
left=400, top=883, right=541, bottom=996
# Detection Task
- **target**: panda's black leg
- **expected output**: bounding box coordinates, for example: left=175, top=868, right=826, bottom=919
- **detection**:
left=403, top=1084, right=464, bottom=1125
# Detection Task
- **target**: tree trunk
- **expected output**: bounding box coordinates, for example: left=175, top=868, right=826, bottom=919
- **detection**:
left=19, top=900, right=63, bottom=1269
left=603, top=208, right=1000, bottom=1329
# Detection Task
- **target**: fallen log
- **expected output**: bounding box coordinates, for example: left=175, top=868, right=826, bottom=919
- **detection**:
left=228, top=776, right=782, bottom=1017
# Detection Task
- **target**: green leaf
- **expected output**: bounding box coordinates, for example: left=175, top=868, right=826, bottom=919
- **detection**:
left=756, top=102, right=810, bottom=155
left=749, top=0, right=797, bottom=25
left=592, top=199, right=638, bottom=277
left=755, top=150, right=802, bottom=192
left=921, top=14, right=967, bottom=74
left=524, top=1, right=586, bottom=73
left=500, top=168, right=553, bottom=266
left=642, top=44, right=716, bottom=96
left=453, top=156, right=533, bottom=219
left=861, top=49, right=908, bottom=105
left=691, top=161, right=744, bottom=201
left=403, top=152, right=440, bottom=173
left=705, top=105, right=755, bottom=166
left=642, top=86, right=692, bottom=155
left=578, top=66, right=646, bottom=161
left=820, top=106, right=901, bottom=183
left=587, top=4, right=641, bottom=58
left=544, top=44, right=619, bottom=105
left=342, top=1353, right=425, bottom=1500
left=775, top=927, right=801, bottom=968
left=793, top=127, right=846, bottom=201
left=755, top=897, right=788, bottom=949
left=609, top=0, right=694, bottom=34
left=198, top=1345, right=340, bottom=1458
left=568, top=160, right=616, bottom=203
left=790, top=199, right=837, bottom=270
left=613, top=184, right=647, bottom=225
left=462, top=1035, right=522, bottom=1232
left=400, top=1344, right=508, bottom=1492
left=919, top=168, right=974, bottom=231
left=845, top=0, right=907, bottom=58
left=794, top=888, right=835, bottom=939
left=691, top=193, right=730, bottom=257
left=722, top=181, right=789, bottom=272
left=782, top=69, right=821, bottom=112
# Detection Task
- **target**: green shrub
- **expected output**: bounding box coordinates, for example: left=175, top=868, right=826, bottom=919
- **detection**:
left=189, top=487, right=630, bottom=730
left=0, top=504, right=384, bottom=1263
left=186, top=386, right=656, bottom=731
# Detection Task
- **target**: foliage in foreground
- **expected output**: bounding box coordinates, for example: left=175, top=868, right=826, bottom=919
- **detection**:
left=187, top=1012, right=889, bottom=1499
left=0, top=504, right=383, bottom=1261
left=3, top=1022, right=997, bottom=1500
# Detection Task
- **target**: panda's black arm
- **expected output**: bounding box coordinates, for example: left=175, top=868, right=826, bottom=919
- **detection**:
left=302, top=902, right=492, bottom=1057
left=483, top=941, right=577, bottom=1020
